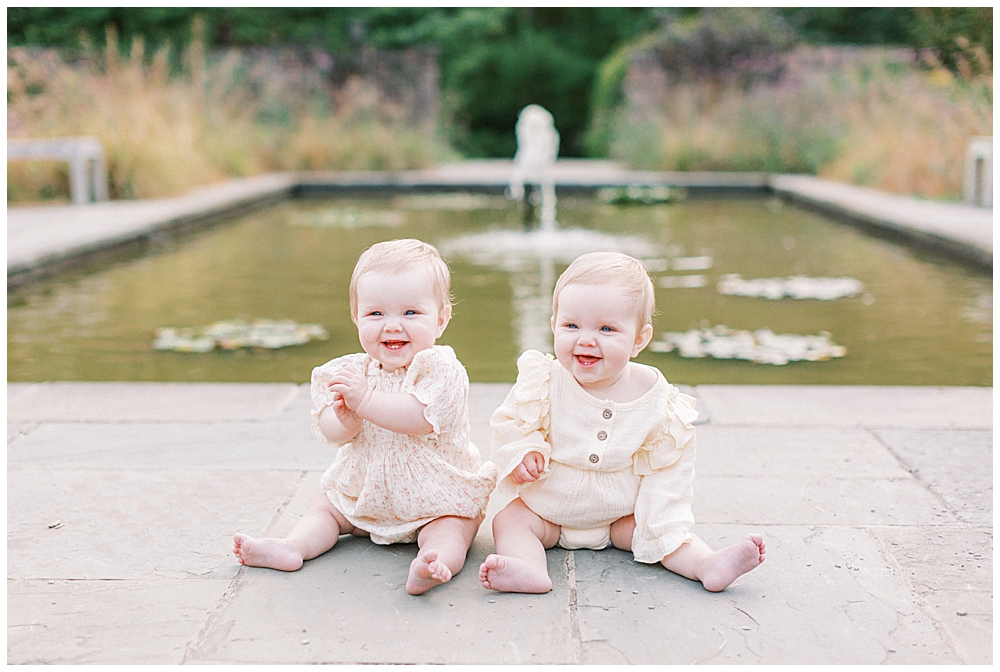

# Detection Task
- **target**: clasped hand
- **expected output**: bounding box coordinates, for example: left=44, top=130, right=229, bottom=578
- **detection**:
left=511, top=451, right=545, bottom=485
left=327, top=365, right=370, bottom=430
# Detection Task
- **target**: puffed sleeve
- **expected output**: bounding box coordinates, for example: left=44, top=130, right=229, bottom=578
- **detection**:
left=631, top=386, right=699, bottom=564
left=310, top=352, right=368, bottom=446
left=402, top=346, right=468, bottom=435
left=488, top=350, right=555, bottom=500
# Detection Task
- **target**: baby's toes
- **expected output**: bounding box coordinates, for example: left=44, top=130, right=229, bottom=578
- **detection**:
left=429, top=560, right=453, bottom=583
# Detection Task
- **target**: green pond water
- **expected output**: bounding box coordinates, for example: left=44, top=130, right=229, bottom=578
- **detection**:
left=6, top=193, right=993, bottom=385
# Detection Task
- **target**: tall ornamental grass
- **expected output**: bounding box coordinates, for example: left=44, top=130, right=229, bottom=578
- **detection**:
left=7, top=26, right=456, bottom=203
left=605, top=46, right=993, bottom=199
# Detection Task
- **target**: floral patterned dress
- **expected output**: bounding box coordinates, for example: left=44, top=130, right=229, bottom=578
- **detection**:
left=311, top=345, right=497, bottom=544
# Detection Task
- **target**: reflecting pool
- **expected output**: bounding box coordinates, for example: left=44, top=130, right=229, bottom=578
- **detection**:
left=6, top=194, right=992, bottom=385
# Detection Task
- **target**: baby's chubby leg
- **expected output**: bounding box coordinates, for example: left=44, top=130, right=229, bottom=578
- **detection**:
left=479, top=498, right=560, bottom=594
left=233, top=493, right=357, bottom=571
left=611, top=515, right=765, bottom=592
left=406, top=514, right=483, bottom=595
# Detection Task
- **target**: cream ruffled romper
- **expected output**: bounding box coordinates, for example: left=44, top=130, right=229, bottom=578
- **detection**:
left=311, top=345, right=497, bottom=544
left=489, top=350, right=700, bottom=564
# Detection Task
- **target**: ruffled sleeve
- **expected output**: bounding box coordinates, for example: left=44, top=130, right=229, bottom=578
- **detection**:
left=631, top=385, right=699, bottom=563
left=488, top=350, right=554, bottom=500
left=310, top=352, right=368, bottom=446
left=402, top=346, right=468, bottom=435
left=632, top=386, right=698, bottom=475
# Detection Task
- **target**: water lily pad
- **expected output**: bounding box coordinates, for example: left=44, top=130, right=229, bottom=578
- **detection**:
left=649, top=325, right=846, bottom=365
left=154, top=319, right=329, bottom=353
left=717, top=274, right=864, bottom=300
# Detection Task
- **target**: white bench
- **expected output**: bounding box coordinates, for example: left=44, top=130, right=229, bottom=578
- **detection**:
left=7, top=136, right=109, bottom=205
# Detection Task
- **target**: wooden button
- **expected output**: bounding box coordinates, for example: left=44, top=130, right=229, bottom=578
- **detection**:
left=602, top=409, right=613, bottom=419
left=597, top=431, right=608, bottom=441
left=589, top=454, right=599, bottom=463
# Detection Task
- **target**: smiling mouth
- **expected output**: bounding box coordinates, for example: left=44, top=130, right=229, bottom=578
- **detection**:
left=575, top=354, right=600, bottom=367
left=382, top=340, right=409, bottom=351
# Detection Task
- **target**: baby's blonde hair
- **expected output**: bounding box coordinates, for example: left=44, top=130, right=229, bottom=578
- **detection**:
left=553, top=252, right=656, bottom=328
left=349, top=239, right=452, bottom=321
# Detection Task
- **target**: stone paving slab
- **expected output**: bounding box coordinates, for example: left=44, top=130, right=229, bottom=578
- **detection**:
left=7, top=422, right=33, bottom=442
left=7, top=578, right=235, bottom=665
left=189, top=536, right=574, bottom=665
left=870, top=526, right=993, bottom=665
left=6, top=467, right=296, bottom=581
left=193, top=467, right=573, bottom=665
left=695, top=425, right=908, bottom=478
left=573, top=525, right=962, bottom=665
left=6, top=381, right=301, bottom=422
left=695, top=385, right=993, bottom=429
left=6, top=383, right=992, bottom=664
left=695, top=474, right=951, bottom=527
left=873, top=428, right=993, bottom=526
left=7, top=422, right=326, bottom=471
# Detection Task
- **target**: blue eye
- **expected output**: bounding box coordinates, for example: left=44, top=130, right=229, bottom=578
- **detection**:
left=370, top=311, right=382, bottom=317
left=565, top=323, right=578, bottom=329
left=601, top=326, right=614, bottom=332
left=405, top=310, right=417, bottom=315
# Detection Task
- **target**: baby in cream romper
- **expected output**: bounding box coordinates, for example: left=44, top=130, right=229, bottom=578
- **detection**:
left=480, top=252, right=766, bottom=594
left=489, top=349, right=699, bottom=562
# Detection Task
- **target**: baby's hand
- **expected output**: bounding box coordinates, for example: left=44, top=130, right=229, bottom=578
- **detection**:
left=328, top=365, right=370, bottom=412
left=511, top=451, right=545, bottom=485
left=329, top=394, right=362, bottom=433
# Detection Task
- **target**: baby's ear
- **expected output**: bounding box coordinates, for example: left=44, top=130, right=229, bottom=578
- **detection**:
left=437, top=304, right=453, bottom=335
left=632, top=324, right=654, bottom=357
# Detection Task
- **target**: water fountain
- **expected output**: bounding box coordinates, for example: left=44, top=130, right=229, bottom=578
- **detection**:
left=508, top=104, right=560, bottom=232
left=441, top=104, right=661, bottom=353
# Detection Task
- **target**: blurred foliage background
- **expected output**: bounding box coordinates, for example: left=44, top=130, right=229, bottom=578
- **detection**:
left=7, top=7, right=993, bottom=202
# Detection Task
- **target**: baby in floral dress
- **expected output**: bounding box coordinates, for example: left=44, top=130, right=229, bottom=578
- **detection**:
left=234, top=239, right=496, bottom=595
left=480, top=252, right=766, bottom=594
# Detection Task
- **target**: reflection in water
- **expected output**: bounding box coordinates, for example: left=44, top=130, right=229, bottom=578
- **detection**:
left=963, top=293, right=993, bottom=324
left=512, top=256, right=557, bottom=354
left=441, top=228, right=661, bottom=354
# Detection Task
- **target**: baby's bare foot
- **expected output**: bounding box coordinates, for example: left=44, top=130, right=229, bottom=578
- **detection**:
left=700, top=534, right=766, bottom=592
left=406, top=549, right=453, bottom=595
left=232, top=533, right=304, bottom=572
left=479, top=554, right=552, bottom=594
